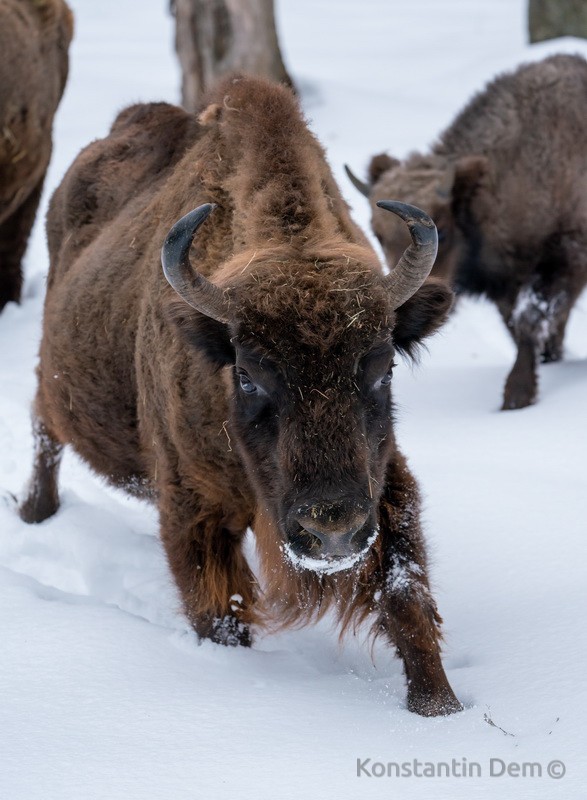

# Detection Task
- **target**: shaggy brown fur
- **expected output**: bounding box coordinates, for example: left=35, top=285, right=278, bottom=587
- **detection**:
left=0, top=0, right=73, bottom=310
left=353, top=54, right=587, bottom=410
left=21, top=76, right=460, bottom=716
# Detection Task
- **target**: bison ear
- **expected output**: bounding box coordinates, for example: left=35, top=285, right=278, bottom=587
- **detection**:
left=452, top=155, right=489, bottom=202
left=368, top=153, right=400, bottom=184
left=393, top=278, right=454, bottom=359
left=166, top=301, right=235, bottom=368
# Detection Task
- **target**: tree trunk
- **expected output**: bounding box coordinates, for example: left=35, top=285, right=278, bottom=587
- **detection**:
left=174, top=0, right=294, bottom=111
left=529, top=0, right=587, bottom=43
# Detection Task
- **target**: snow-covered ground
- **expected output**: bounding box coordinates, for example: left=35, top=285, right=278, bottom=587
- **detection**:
left=1, top=1, right=586, bottom=797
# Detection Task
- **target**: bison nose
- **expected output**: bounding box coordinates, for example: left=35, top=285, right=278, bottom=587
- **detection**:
left=289, top=504, right=371, bottom=559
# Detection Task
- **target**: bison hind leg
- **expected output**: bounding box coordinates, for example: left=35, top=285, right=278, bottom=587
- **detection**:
left=20, top=418, right=63, bottom=524
left=540, top=310, right=569, bottom=363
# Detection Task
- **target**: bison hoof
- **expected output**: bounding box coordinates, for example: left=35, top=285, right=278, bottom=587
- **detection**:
left=501, top=375, right=537, bottom=411
left=540, top=347, right=562, bottom=364
left=19, top=494, right=60, bottom=524
left=407, top=688, right=464, bottom=717
left=501, top=389, right=536, bottom=411
left=206, top=614, right=252, bottom=647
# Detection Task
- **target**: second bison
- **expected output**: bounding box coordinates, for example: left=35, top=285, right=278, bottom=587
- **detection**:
left=0, top=0, right=73, bottom=310
left=347, top=54, right=587, bottom=410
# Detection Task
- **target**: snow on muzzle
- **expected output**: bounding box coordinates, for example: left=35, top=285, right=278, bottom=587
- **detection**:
left=283, top=501, right=379, bottom=574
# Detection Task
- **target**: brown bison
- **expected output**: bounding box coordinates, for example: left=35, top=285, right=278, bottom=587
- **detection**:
left=0, top=0, right=73, bottom=310
left=20, top=75, right=461, bottom=716
left=346, top=54, right=587, bottom=410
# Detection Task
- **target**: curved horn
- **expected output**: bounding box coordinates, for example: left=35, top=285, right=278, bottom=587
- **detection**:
left=161, top=203, right=231, bottom=323
left=376, top=200, right=438, bottom=309
left=344, top=164, right=371, bottom=198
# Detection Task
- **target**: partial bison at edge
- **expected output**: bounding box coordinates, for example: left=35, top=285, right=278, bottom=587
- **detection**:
left=21, top=75, right=461, bottom=716
left=347, top=54, right=587, bottom=410
left=0, top=0, right=73, bottom=311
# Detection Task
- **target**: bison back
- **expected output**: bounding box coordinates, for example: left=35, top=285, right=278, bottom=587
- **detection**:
left=38, top=103, right=201, bottom=486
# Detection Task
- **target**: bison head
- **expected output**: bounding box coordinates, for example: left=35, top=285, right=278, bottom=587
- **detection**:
left=162, top=203, right=452, bottom=574
left=346, top=153, right=490, bottom=289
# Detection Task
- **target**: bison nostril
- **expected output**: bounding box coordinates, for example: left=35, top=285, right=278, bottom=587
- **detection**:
left=288, top=525, right=322, bottom=555
left=293, top=519, right=368, bottom=558
left=286, top=503, right=373, bottom=560
left=299, top=508, right=369, bottom=536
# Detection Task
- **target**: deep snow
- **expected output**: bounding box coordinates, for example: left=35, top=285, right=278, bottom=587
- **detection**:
left=1, top=1, right=586, bottom=798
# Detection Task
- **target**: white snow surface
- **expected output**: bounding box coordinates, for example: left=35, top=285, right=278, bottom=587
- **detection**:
left=1, top=1, right=587, bottom=798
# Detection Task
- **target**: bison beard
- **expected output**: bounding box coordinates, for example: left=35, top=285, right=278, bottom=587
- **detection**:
left=20, top=75, right=461, bottom=716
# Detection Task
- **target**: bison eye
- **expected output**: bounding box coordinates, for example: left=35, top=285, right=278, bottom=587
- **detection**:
left=376, top=362, right=396, bottom=389
left=238, top=371, right=257, bottom=394
left=437, top=228, right=446, bottom=244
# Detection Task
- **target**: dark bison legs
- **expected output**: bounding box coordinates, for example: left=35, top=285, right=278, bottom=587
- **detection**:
left=158, top=484, right=257, bottom=646
left=373, top=457, right=462, bottom=716
left=19, top=416, right=63, bottom=523
left=383, top=590, right=462, bottom=716
left=0, top=176, right=45, bottom=311
left=497, top=293, right=568, bottom=363
left=494, top=225, right=587, bottom=409
left=502, top=333, right=539, bottom=411
left=540, top=306, right=571, bottom=364
left=500, top=279, right=575, bottom=410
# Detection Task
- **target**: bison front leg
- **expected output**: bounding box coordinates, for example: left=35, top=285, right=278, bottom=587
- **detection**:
left=502, top=283, right=570, bottom=410
left=159, top=484, right=258, bottom=646
left=373, top=456, right=462, bottom=716
left=20, top=416, right=63, bottom=523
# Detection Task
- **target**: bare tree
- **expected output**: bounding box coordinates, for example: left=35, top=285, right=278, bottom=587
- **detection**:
left=529, top=0, right=587, bottom=42
left=173, top=0, right=294, bottom=111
